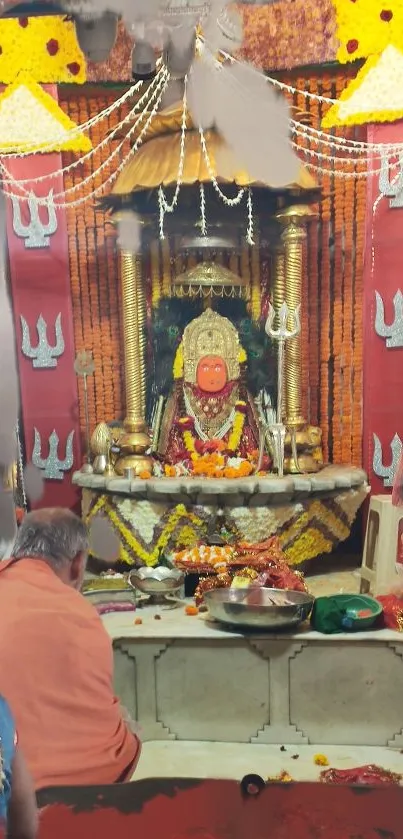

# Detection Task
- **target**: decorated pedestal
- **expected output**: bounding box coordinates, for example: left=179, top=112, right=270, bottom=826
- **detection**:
left=74, top=465, right=367, bottom=567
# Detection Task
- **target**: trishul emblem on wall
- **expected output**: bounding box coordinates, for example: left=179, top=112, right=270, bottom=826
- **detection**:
left=20, top=313, right=64, bottom=368
left=379, top=153, right=403, bottom=208
left=373, top=433, right=403, bottom=487
left=11, top=189, right=57, bottom=249
left=32, top=429, right=74, bottom=480
left=374, top=290, right=403, bottom=348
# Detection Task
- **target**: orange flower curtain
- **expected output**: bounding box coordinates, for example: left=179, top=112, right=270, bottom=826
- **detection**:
left=61, top=66, right=365, bottom=467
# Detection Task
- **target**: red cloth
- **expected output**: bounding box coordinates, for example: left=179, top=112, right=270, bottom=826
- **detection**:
left=377, top=595, right=403, bottom=631
left=0, top=558, right=140, bottom=789
left=321, top=765, right=401, bottom=785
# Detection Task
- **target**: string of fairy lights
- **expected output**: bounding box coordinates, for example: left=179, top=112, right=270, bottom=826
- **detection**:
left=0, top=46, right=401, bottom=215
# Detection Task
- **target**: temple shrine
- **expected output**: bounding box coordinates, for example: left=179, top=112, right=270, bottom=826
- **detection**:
left=2, top=0, right=403, bottom=813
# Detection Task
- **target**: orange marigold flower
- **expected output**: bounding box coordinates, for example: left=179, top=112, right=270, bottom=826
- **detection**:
left=185, top=605, right=199, bottom=616
left=314, top=754, right=329, bottom=766
left=139, top=470, right=152, bottom=480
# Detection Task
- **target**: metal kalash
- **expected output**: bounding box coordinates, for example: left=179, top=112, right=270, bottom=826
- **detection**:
left=256, top=302, right=301, bottom=478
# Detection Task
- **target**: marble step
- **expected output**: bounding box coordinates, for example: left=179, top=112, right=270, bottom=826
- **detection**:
left=135, top=741, right=403, bottom=782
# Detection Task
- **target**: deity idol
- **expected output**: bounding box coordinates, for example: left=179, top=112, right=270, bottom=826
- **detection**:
left=157, top=309, right=261, bottom=467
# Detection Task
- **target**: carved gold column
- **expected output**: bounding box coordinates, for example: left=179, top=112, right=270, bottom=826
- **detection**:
left=115, top=251, right=152, bottom=476
left=276, top=205, right=314, bottom=424
left=276, top=204, right=320, bottom=473
left=136, top=263, right=147, bottom=416
left=271, top=238, right=286, bottom=419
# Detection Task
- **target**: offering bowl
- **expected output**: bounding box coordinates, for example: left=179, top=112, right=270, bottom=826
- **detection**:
left=128, top=566, right=185, bottom=606
left=205, top=587, right=314, bottom=631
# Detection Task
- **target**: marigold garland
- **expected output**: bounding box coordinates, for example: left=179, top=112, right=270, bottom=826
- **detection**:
left=173, top=343, right=184, bottom=380
left=284, top=528, right=334, bottom=565
left=182, top=403, right=246, bottom=461
left=0, top=15, right=86, bottom=84
left=332, top=0, right=403, bottom=65
left=63, top=90, right=126, bottom=435
left=250, top=239, right=261, bottom=322
left=318, top=76, right=332, bottom=461
left=87, top=497, right=206, bottom=567
left=325, top=0, right=403, bottom=126
left=352, top=175, right=365, bottom=466
left=341, top=164, right=354, bottom=464
left=162, top=238, right=171, bottom=297
left=332, top=76, right=345, bottom=464
left=280, top=498, right=351, bottom=565
left=150, top=239, right=161, bottom=309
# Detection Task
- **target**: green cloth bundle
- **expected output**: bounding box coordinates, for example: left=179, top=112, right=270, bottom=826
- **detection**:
left=311, top=596, right=349, bottom=634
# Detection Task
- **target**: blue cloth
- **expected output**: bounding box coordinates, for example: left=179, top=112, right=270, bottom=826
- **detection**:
left=0, top=695, right=15, bottom=822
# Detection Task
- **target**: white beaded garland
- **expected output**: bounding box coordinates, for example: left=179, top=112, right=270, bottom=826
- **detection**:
left=158, top=75, right=188, bottom=239
left=2, top=70, right=171, bottom=208
left=199, top=182, right=207, bottom=236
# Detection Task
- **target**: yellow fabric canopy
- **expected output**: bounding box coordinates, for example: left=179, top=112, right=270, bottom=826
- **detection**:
left=112, top=125, right=317, bottom=195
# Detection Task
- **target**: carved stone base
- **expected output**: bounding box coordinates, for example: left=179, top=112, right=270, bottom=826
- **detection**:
left=110, top=613, right=403, bottom=748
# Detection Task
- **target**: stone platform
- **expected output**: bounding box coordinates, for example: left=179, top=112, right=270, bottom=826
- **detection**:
left=105, top=601, right=403, bottom=748
left=74, top=464, right=367, bottom=500
left=135, top=741, right=403, bottom=782
left=75, top=465, right=368, bottom=566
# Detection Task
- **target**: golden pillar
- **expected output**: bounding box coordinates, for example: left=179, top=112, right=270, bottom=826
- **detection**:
left=115, top=251, right=152, bottom=476
left=271, top=238, right=287, bottom=420
left=276, top=205, right=320, bottom=473
left=276, top=205, right=315, bottom=426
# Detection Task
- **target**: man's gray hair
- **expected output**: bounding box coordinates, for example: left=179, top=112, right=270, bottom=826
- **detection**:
left=12, top=508, right=88, bottom=566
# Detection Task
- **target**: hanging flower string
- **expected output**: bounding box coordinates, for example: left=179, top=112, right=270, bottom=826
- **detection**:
left=0, top=79, right=147, bottom=192
left=1, top=67, right=168, bottom=201
left=158, top=74, right=188, bottom=239
left=0, top=79, right=145, bottom=161
left=1, top=69, right=171, bottom=208
left=199, top=182, right=207, bottom=235
left=198, top=125, right=245, bottom=206
left=246, top=188, right=254, bottom=246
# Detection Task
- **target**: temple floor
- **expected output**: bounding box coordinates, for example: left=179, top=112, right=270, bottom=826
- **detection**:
left=307, top=568, right=360, bottom=596
left=134, top=742, right=403, bottom=782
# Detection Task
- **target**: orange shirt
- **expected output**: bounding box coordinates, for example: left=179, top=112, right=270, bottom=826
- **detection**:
left=0, top=558, right=140, bottom=790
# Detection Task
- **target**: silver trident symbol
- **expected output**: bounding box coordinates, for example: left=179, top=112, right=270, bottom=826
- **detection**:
left=265, top=302, right=301, bottom=424
left=256, top=302, right=301, bottom=477
left=20, top=313, right=65, bottom=369
left=11, top=189, right=57, bottom=249
left=374, top=290, right=403, bottom=349
left=32, top=429, right=75, bottom=480
left=373, top=433, right=403, bottom=488
left=379, top=153, right=403, bottom=208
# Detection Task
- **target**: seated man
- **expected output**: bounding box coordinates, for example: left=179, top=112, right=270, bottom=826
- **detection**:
left=0, top=508, right=140, bottom=790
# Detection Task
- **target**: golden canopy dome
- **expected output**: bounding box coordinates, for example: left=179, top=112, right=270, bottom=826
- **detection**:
left=112, top=103, right=317, bottom=196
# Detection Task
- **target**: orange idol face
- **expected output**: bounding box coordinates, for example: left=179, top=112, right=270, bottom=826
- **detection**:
left=196, top=355, right=228, bottom=393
